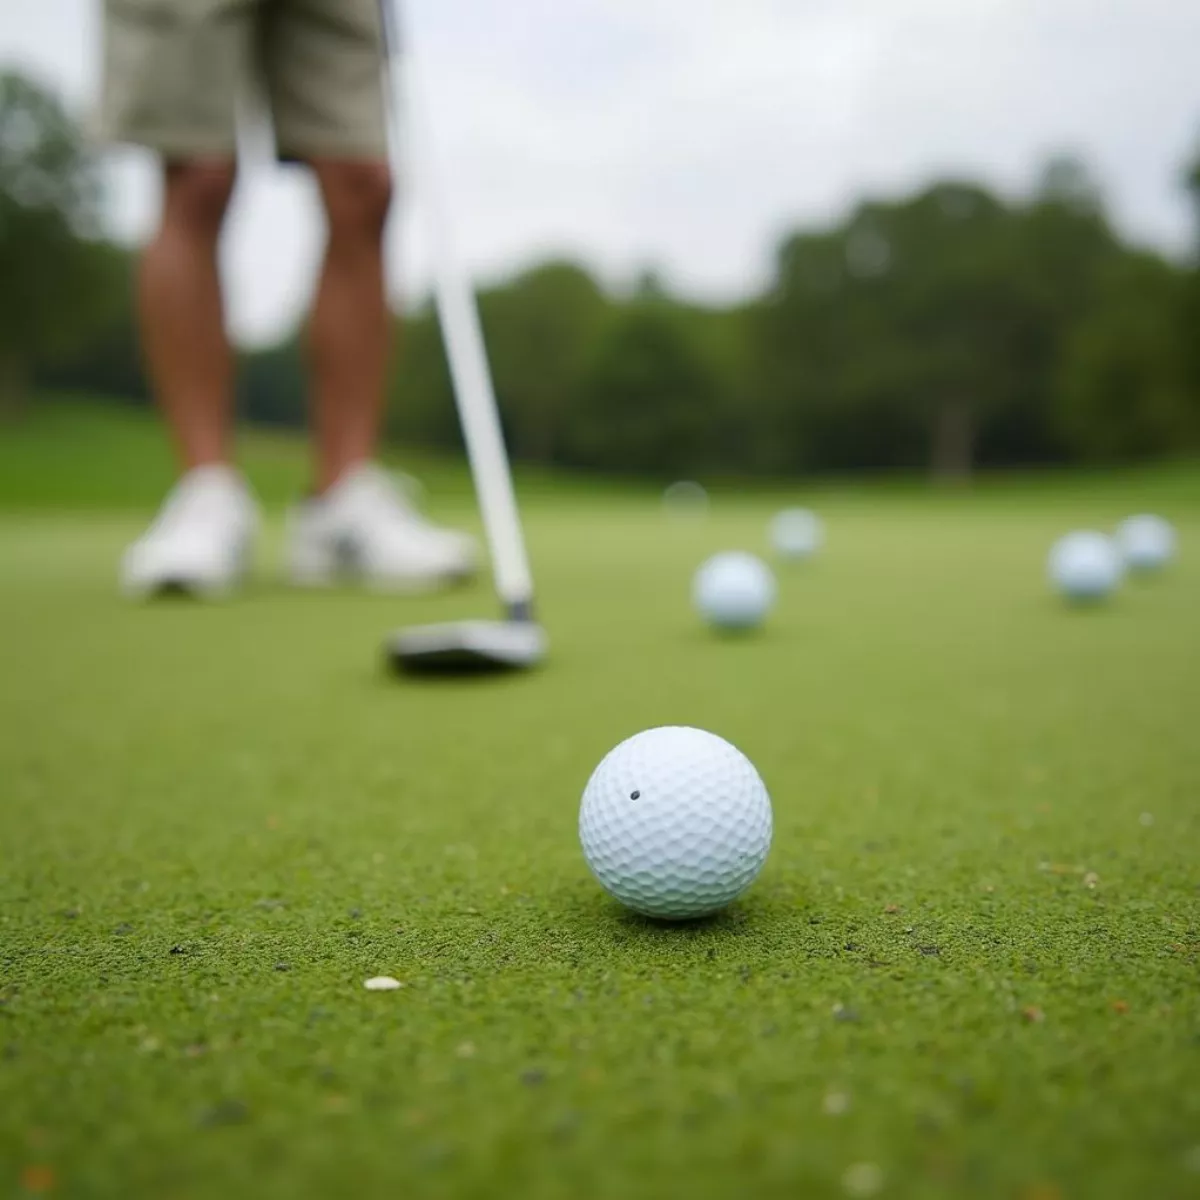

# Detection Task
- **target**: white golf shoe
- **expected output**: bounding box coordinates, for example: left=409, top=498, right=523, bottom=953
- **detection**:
left=121, top=465, right=260, bottom=598
left=286, top=463, right=477, bottom=592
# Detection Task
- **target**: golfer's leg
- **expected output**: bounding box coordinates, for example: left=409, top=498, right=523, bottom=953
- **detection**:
left=264, top=0, right=393, bottom=492
left=140, top=161, right=237, bottom=470
left=101, top=1, right=260, bottom=598
left=270, top=0, right=475, bottom=589
left=309, top=159, right=393, bottom=492
left=100, top=0, right=252, bottom=470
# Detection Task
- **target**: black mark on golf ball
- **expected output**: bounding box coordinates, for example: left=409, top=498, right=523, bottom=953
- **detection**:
left=630, top=791, right=641, bottom=801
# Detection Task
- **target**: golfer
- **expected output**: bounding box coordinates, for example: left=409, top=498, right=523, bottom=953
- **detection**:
left=101, top=0, right=476, bottom=596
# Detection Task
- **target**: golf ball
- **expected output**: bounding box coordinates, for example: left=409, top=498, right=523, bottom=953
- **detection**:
left=770, top=507, right=824, bottom=560
left=579, top=726, right=773, bottom=920
left=1115, top=514, right=1176, bottom=573
left=693, top=552, right=776, bottom=630
left=1048, top=531, right=1122, bottom=603
left=662, top=480, right=709, bottom=518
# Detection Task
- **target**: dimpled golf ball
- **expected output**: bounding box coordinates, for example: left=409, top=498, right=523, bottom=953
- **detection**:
left=770, top=507, right=824, bottom=561
left=579, top=726, right=773, bottom=920
left=693, top=551, right=776, bottom=630
left=1116, top=514, right=1176, bottom=573
left=1048, top=531, right=1122, bottom=603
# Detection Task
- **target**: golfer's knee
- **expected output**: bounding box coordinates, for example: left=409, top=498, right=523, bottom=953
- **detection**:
left=320, top=161, right=393, bottom=241
left=162, top=160, right=236, bottom=238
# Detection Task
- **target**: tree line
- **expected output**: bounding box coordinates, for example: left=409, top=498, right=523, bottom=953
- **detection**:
left=6, top=68, right=1199, bottom=479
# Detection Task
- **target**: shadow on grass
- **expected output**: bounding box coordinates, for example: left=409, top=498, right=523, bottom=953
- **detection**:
left=1042, top=595, right=1123, bottom=617
left=611, top=905, right=755, bottom=936
left=552, top=879, right=816, bottom=949
left=681, top=625, right=787, bottom=650
left=367, top=655, right=547, bottom=692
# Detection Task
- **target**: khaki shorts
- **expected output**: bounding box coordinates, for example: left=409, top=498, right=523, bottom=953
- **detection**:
left=100, top=0, right=390, bottom=161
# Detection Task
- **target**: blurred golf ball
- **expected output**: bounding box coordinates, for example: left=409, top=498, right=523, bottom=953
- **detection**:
left=578, top=726, right=773, bottom=920
left=770, top=507, right=824, bottom=561
left=1115, top=514, right=1176, bottom=573
left=1048, top=531, right=1122, bottom=603
left=693, top=552, right=776, bottom=630
left=662, top=480, right=709, bottom=518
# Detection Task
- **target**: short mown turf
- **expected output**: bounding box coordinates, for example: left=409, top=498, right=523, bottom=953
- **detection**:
left=2, top=406, right=1199, bottom=1199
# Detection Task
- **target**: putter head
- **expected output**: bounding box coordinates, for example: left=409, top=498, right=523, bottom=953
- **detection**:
left=386, top=618, right=547, bottom=675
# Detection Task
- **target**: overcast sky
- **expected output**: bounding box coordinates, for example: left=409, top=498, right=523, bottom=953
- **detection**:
left=3, top=0, right=1197, bottom=345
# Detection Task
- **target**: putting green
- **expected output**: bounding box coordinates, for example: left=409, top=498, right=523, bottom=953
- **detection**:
left=2, top=407, right=1198, bottom=1199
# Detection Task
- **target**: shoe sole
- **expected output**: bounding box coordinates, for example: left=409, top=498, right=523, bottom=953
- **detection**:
left=122, top=534, right=254, bottom=601
left=125, top=575, right=236, bottom=601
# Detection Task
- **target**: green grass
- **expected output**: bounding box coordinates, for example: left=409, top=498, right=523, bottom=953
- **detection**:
left=2, top=402, right=1199, bottom=1199
left=0, top=398, right=480, bottom=511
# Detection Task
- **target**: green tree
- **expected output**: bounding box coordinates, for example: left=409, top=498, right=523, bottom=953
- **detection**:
left=563, top=295, right=722, bottom=474
left=0, top=70, right=107, bottom=415
left=1186, top=147, right=1200, bottom=249
left=238, top=337, right=306, bottom=428
left=983, top=159, right=1122, bottom=466
left=758, top=184, right=1038, bottom=479
left=1056, top=252, right=1195, bottom=460
left=755, top=168, right=1128, bottom=479
left=1180, top=144, right=1200, bottom=408
left=479, top=261, right=609, bottom=463
left=873, top=185, right=1020, bottom=480
left=36, top=242, right=149, bottom=404
left=751, top=229, right=855, bottom=473
left=386, top=302, right=461, bottom=450
left=386, top=261, right=610, bottom=461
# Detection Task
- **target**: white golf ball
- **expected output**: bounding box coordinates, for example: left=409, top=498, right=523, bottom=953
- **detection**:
left=578, top=726, right=773, bottom=920
left=693, top=552, right=776, bottom=630
left=1048, top=531, right=1122, bottom=603
left=1115, top=514, right=1176, bottom=573
left=770, top=507, right=824, bottom=560
left=662, top=480, right=709, bottom=518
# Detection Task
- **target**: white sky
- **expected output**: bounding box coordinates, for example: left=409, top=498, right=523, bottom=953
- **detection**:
left=3, top=0, right=1198, bottom=345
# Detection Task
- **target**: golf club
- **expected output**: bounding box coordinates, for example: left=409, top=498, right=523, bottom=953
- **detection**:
left=380, top=1, right=547, bottom=675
